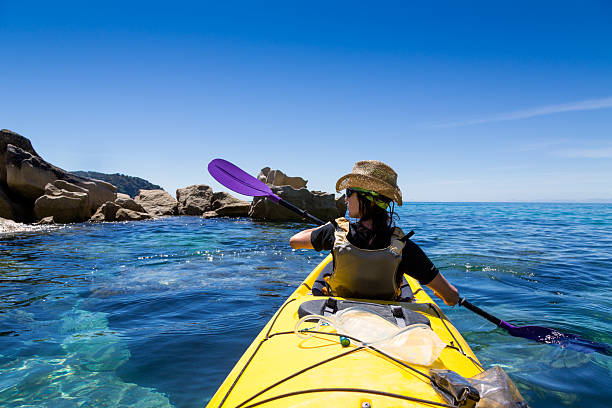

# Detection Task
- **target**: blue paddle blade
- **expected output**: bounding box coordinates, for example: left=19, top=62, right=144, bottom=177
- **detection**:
left=208, top=159, right=280, bottom=202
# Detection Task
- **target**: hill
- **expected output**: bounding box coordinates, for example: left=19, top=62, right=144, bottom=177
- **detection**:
left=72, top=171, right=162, bottom=198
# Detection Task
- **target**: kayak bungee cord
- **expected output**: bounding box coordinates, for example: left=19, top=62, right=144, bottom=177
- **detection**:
left=239, top=388, right=457, bottom=408
left=233, top=344, right=366, bottom=408
left=427, top=304, right=465, bottom=355
left=235, top=330, right=454, bottom=408
left=270, top=330, right=434, bottom=381
left=216, top=298, right=297, bottom=408
left=425, top=302, right=484, bottom=371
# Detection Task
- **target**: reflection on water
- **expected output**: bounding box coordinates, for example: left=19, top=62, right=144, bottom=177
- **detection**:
left=1, top=205, right=611, bottom=407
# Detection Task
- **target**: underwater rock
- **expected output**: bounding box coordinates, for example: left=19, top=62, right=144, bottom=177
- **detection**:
left=62, top=331, right=130, bottom=372
left=60, top=309, right=109, bottom=334
left=0, top=356, right=171, bottom=407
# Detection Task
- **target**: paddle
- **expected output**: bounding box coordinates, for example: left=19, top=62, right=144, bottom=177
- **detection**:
left=207, top=159, right=325, bottom=226
left=208, top=158, right=611, bottom=355
left=459, top=298, right=611, bottom=355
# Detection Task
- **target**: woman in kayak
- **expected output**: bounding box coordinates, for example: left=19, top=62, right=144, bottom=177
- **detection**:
left=290, top=160, right=459, bottom=306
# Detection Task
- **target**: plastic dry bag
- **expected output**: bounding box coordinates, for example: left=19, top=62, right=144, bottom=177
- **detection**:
left=296, top=306, right=446, bottom=366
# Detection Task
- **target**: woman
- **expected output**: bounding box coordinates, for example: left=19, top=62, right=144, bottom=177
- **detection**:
left=290, top=160, right=459, bottom=306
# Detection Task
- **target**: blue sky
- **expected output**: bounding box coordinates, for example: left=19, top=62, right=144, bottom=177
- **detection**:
left=1, top=1, right=611, bottom=201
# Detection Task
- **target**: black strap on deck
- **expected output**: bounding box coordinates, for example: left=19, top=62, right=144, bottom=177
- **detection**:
left=390, top=305, right=406, bottom=328
left=323, top=297, right=337, bottom=316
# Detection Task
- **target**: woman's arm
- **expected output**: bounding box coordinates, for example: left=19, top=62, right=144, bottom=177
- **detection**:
left=289, top=228, right=318, bottom=249
left=426, top=273, right=460, bottom=306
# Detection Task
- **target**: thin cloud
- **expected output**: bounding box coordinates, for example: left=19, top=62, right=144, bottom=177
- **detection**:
left=432, top=96, right=612, bottom=128
left=553, top=147, right=612, bottom=159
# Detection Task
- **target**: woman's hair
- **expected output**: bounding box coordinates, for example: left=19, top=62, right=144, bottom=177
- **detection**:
left=356, top=192, right=399, bottom=247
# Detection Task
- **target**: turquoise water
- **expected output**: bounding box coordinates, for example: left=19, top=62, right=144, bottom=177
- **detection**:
left=1, top=203, right=611, bottom=407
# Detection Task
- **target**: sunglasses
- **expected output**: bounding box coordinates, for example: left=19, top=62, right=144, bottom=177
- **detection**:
left=346, top=188, right=358, bottom=197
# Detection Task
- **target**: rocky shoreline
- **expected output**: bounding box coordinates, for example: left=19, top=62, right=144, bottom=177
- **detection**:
left=1, top=129, right=346, bottom=232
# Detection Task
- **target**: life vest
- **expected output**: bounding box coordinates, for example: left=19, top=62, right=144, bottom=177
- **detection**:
left=328, top=218, right=406, bottom=300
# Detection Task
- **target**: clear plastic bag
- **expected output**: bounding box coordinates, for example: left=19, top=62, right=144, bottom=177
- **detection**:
left=295, top=306, right=446, bottom=366
left=468, top=366, right=529, bottom=408
left=431, top=365, right=529, bottom=408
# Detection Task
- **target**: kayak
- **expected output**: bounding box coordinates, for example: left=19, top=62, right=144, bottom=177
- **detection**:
left=206, top=254, right=485, bottom=408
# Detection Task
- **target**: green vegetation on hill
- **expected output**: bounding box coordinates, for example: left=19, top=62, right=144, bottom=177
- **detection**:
left=72, top=171, right=162, bottom=198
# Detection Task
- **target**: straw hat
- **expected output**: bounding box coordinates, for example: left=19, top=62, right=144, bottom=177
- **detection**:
left=335, top=160, right=402, bottom=206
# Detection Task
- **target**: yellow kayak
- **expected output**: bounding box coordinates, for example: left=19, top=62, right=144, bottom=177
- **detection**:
left=207, top=254, right=485, bottom=408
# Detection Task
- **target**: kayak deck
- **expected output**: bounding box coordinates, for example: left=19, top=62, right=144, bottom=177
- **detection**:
left=207, top=254, right=483, bottom=408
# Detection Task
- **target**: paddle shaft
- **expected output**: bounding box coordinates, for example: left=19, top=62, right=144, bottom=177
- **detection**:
left=278, top=198, right=325, bottom=226
left=459, top=298, right=502, bottom=327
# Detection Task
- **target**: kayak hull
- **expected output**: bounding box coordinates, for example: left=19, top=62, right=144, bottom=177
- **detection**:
left=207, top=254, right=482, bottom=408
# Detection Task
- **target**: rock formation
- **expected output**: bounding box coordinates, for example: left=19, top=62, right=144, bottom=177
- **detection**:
left=134, top=189, right=177, bottom=216
left=257, top=167, right=307, bottom=189
left=249, top=166, right=345, bottom=222
left=34, top=181, right=91, bottom=223
left=176, top=185, right=214, bottom=215
left=5, top=145, right=115, bottom=207
left=90, top=199, right=151, bottom=222
left=114, top=195, right=147, bottom=213
left=2, top=131, right=343, bottom=226
left=202, top=192, right=250, bottom=218
left=0, top=129, right=39, bottom=186
left=249, top=186, right=342, bottom=222
left=0, top=184, right=28, bottom=221
left=336, top=194, right=347, bottom=217
left=90, top=202, right=122, bottom=223
left=115, top=208, right=152, bottom=221
left=1, top=129, right=117, bottom=222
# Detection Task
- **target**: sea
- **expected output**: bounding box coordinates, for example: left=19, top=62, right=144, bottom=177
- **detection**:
left=1, top=202, right=611, bottom=408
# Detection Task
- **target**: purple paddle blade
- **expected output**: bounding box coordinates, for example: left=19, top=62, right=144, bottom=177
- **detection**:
left=208, top=159, right=280, bottom=202
left=500, top=321, right=611, bottom=355
left=460, top=298, right=611, bottom=355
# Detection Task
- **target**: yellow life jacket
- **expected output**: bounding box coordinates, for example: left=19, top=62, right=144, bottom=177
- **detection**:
left=328, top=218, right=405, bottom=300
